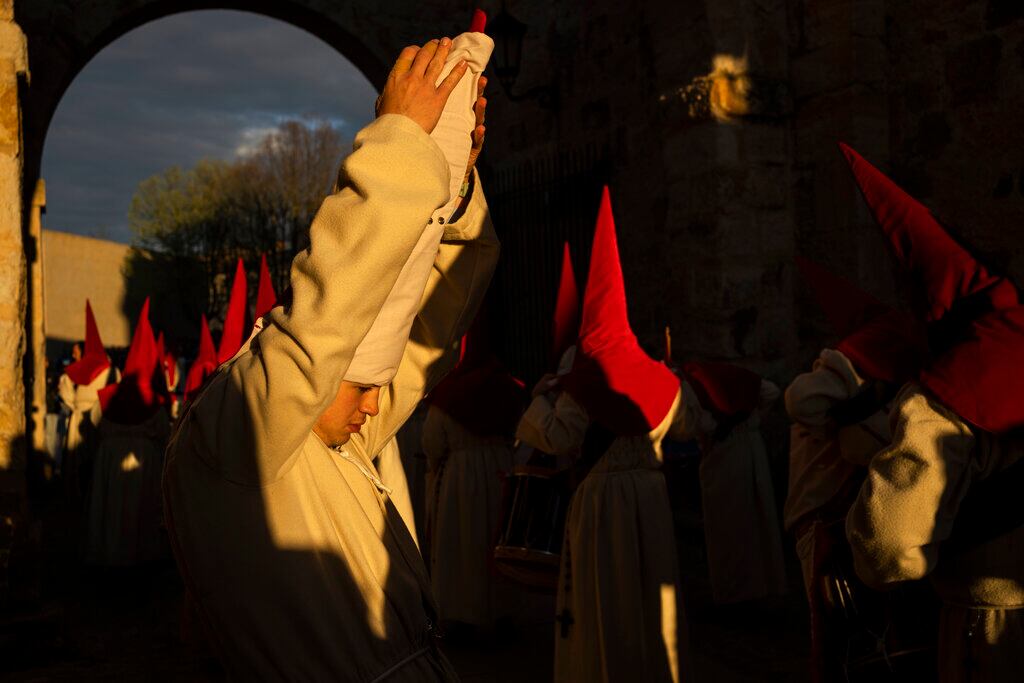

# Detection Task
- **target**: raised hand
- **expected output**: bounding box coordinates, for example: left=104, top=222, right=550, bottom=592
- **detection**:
left=464, top=76, right=488, bottom=183
left=377, top=38, right=469, bottom=134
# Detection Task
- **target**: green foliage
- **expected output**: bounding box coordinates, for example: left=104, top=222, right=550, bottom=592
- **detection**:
left=126, top=118, right=348, bottom=345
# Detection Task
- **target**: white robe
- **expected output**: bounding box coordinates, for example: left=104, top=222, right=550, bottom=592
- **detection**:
left=163, top=114, right=498, bottom=682
left=421, top=404, right=514, bottom=627
left=847, top=384, right=1024, bottom=683
left=699, top=380, right=788, bottom=604
left=783, top=349, right=889, bottom=595
left=519, top=384, right=703, bottom=683
left=58, top=365, right=120, bottom=504
left=86, top=407, right=170, bottom=566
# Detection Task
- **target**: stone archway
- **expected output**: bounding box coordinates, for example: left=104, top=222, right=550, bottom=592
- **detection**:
left=0, top=0, right=445, bottom=514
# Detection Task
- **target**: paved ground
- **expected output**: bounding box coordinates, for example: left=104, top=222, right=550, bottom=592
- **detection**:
left=3, top=455, right=810, bottom=682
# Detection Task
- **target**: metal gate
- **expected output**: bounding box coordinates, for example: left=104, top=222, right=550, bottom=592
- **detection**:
left=482, top=144, right=611, bottom=383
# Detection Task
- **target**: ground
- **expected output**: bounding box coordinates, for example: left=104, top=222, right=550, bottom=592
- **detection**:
left=2, top=455, right=809, bottom=682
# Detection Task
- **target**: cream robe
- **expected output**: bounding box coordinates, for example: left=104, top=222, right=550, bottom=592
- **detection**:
left=515, top=389, right=589, bottom=457
left=421, top=404, right=514, bottom=626
left=517, top=383, right=702, bottom=683
left=58, top=365, right=120, bottom=503
left=375, top=437, right=418, bottom=549
left=699, top=381, right=788, bottom=604
left=846, top=384, right=1024, bottom=683
left=163, top=114, right=498, bottom=683
left=86, top=407, right=170, bottom=565
left=783, top=349, right=889, bottom=595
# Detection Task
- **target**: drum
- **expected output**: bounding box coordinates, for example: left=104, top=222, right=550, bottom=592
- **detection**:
left=493, top=465, right=569, bottom=591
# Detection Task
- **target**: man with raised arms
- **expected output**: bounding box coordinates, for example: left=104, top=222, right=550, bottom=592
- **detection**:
left=163, top=38, right=497, bottom=681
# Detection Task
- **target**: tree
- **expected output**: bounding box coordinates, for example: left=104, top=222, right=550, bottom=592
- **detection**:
left=127, top=118, right=348, bottom=346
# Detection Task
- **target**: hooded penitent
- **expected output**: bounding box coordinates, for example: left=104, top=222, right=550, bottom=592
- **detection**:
left=184, top=314, right=218, bottom=403
left=680, top=361, right=762, bottom=423
left=796, top=256, right=926, bottom=384
left=64, top=299, right=111, bottom=386
left=563, top=187, right=680, bottom=435
left=840, top=143, right=1018, bottom=322
left=217, top=258, right=248, bottom=364
left=428, top=312, right=527, bottom=437
left=551, top=241, right=580, bottom=368
left=97, top=298, right=164, bottom=424
left=342, top=10, right=494, bottom=386
left=840, top=143, right=1024, bottom=433
left=255, top=253, right=278, bottom=320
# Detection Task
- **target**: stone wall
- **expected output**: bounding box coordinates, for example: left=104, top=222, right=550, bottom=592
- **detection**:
left=0, top=0, right=27, bottom=484
left=5, top=0, right=1024, bottom=394
left=41, top=229, right=134, bottom=347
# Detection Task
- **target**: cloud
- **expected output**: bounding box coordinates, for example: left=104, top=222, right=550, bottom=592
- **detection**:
left=41, top=9, right=377, bottom=243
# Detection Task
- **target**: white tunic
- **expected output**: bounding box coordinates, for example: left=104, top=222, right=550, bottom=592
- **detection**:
left=421, top=404, right=514, bottom=627
left=163, top=115, right=498, bottom=682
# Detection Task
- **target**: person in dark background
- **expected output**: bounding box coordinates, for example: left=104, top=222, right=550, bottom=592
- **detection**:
left=841, top=145, right=1024, bottom=682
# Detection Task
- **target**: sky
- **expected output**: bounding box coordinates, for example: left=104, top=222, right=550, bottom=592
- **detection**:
left=41, top=10, right=378, bottom=244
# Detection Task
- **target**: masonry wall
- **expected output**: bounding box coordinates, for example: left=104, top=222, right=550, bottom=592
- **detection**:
left=41, top=229, right=134, bottom=347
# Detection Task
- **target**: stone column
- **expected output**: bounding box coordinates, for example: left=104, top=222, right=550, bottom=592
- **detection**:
left=0, top=1, right=29, bottom=607
left=0, top=1, right=28, bottom=492
left=29, top=179, right=44, bottom=456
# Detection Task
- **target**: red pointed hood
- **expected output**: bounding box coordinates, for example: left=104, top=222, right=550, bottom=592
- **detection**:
left=919, top=306, right=1024, bottom=433
left=98, top=298, right=163, bottom=423
left=680, top=361, right=762, bottom=420
left=64, top=299, right=111, bottom=386
left=470, top=8, right=487, bottom=32
left=429, top=313, right=527, bottom=437
left=184, top=314, right=219, bottom=402
left=218, top=258, right=248, bottom=364
left=551, top=242, right=580, bottom=366
left=796, top=256, right=926, bottom=383
left=839, top=143, right=1017, bottom=323
left=255, top=253, right=278, bottom=320
left=563, top=187, right=680, bottom=435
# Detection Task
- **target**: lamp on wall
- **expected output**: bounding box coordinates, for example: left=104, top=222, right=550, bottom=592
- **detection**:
left=488, top=4, right=558, bottom=110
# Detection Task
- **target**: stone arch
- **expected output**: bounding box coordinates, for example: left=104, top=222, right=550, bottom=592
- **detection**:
left=18, top=0, right=402, bottom=206
left=2, top=0, right=428, bottom=509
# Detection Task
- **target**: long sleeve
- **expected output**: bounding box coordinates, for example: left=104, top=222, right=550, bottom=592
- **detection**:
left=58, top=373, right=75, bottom=411
left=349, top=169, right=500, bottom=461
left=846, top=384, right=976, bottom=588
left=784, top=349, right=865, bottom=432
left=173, top=114, right=450, bottom=486
left=515, top=390, right=589, bottom=456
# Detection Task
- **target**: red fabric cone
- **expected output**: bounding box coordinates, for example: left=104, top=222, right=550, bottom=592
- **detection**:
left=470, top=9, right=487, bottom=33
left=184, top=314, right=219, bottom=402
left=255, top=253, right=278, bottom=320
left=429, top=313, right=526, bottom=437
left=920, top=306, right=1024, bottom=433
left=98, top=298, right=162, bottom=424
left=563, top=187, right=680, bottom=435
left=551, top=242, right=580, bottom=366
left=680, top=361, right=761, bottom=420
left=796, top=256, right=926, bottom=383
left=217, top=258, right=248, bottom=363
left=65, top=299, right=111, bottom=386
left=839, top=143, right=1017, bottom=322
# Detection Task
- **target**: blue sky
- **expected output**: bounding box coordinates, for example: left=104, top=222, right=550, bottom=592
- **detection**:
left=41, top=10, right=378, bottom=243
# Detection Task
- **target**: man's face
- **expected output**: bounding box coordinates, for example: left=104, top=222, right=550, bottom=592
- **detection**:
left=313, top=381, right=380, bottom=448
